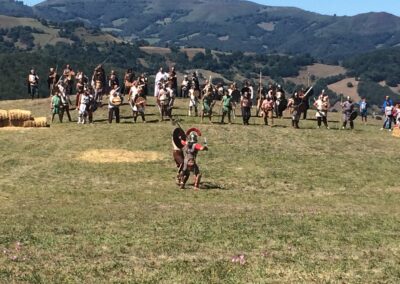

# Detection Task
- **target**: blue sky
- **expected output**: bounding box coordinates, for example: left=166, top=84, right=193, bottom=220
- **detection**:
left=23, top=0, right=400, bottom=16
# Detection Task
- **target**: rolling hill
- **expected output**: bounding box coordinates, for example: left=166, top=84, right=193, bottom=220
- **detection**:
left=30, top=0, right=400, bottom=60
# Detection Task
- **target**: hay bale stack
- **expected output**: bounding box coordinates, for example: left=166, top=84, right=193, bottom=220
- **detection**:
left=8, top=109, right=32, bottom=127
left=23, top=120, right=36, bottom=128
left=0, top=110, right=8, bottom=127
left=393, top=127, right=400, bottom=138
left=34, top=117, right=48, bottom=127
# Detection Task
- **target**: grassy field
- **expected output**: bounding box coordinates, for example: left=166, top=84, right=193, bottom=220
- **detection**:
left=0, top=97, right=399, bottom=283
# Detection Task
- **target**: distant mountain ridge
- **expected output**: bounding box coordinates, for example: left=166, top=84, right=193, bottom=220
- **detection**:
left=2, top=0, right=400, bottom=60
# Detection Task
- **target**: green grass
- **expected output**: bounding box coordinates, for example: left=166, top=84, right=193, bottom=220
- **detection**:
left=0, top=97, right=399, bottom=283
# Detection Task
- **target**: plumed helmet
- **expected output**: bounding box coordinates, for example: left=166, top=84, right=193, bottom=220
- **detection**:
left=188, top=131, right=198, bottom=143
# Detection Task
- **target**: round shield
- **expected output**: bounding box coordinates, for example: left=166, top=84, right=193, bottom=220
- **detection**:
left=112, top=96, right=122, bottom=106
left=350, top=111, right=358, bottom=121
left=173, top=128, right=186, bottom=149
left=135, top=96, right=146, bottom=106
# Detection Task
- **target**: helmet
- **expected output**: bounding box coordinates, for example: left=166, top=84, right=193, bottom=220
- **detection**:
left=188, top=131, right=198, bottom=143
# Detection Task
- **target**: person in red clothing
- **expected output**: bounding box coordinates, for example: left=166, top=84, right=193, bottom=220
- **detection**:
left=179, top=131, right=208, bottom=190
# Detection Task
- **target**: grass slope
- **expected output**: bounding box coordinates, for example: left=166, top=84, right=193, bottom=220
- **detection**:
left=0, top=97, right=399, bottom=283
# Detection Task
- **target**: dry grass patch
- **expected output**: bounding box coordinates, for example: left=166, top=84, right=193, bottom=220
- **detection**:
left=76, top=149, right=165, bottom=164
left=328, top=77, right=360, bottom=100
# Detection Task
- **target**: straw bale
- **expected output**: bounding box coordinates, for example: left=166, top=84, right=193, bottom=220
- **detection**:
left=8, top=109, right=32, bottom=121
left=393, top=127, right=400, bottom=138
left=0, top=110, right=8, bottom=127
left=34, top=117, right=48, bottom=127
left=0, top=110, right=7, bottom=120
left=23, top=120, right=36, bottom=128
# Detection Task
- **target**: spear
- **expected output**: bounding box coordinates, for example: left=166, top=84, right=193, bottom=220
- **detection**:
left=256, top=70, right=262, bottom=118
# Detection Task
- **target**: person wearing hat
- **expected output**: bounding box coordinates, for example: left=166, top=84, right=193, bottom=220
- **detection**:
left=341, top=96, right=355, bottom=129
left=178, top=131, right=208, bottom=190
left=27, top=68, right=39, bottom=99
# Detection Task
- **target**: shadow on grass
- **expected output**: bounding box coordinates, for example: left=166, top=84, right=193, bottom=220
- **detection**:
left=200, top=182, right=227, bottom=191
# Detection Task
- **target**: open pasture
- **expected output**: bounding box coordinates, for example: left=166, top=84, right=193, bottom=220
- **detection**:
left=0, top=97, right=399, bottom=283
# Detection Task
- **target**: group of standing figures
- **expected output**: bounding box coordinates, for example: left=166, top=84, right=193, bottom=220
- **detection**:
left=27, top=65, right=399, bottom=130
left=40, top=64, right=149, bottom=124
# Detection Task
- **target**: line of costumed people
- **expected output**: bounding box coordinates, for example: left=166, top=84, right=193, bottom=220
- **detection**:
left=31, top=65, right=400, bottom=130
left=44, top=64, right=149, bottom=124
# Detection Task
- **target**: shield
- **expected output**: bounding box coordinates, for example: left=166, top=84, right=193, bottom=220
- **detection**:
left=350, top=111, right=358, bottom=121
left=112, top=96, right=122, bottom=106
left=135, top=96, right=146, bottom=106
left=173, top=128, right=187, bottom=149
left=185, top=127, right=202, bottom=137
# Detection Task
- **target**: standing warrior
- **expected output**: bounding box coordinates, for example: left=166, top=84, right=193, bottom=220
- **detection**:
left=51, top=91, right=62, bottom=123
left=287, top=92, right=302, bottom=128
left=157, top=83, right=172, bottom=121
left=27, top=68, right=39, bottom=100
left=47, top=67, right=59, bottom=97
left=179, top=129, right=208, bottom=190
left=154, top=67, right=167, bottom=97
left=260, top=91, right=275, bottom=126
left=123, top=68, right=135, bottom=96
left=275, top=85, right=287, bottom=118
left=181, top=75, right=191, bottom=98
left=62, top=64, right=75, bottom=97
left=57, top=82, right=72, bottom=122
left=129, top=81, right=146, bottom=123
left=313, top=90, right=330, bottom=129
left=92, top=64, right=107, bottom=105
left=168, top=66, right=178, bottom=97
left=188, top=85, right=199, bottom=117
left=359, top=97, right=369, bottom=124
left=77, top=90, right=93, bottom=124
left=228, top=82, right=240, bottom=120
left=191, top=72, right=200, bottom=94
left=221, top=91, right=233, bottom=124
left=256, top=83, right=266, bottom=117
left=108, top=85, right=123, bottom=123
left=341, top=96, right=355, bottom=130
left=201, top=82, right=215, bottom=123
left=108, top=70, right=120, bottom=90
left=138, top=74, right=148, bottom=97
left=240, top=81, right=252, bottom=125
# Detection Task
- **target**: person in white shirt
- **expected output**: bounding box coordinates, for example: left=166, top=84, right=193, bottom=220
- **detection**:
left=154, top=67, right=167, bottom=97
